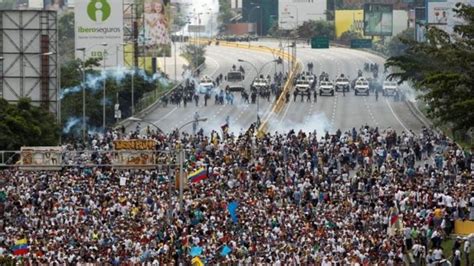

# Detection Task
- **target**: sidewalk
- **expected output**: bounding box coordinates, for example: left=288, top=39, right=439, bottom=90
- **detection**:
left=157, top=43, right=188, bottom=82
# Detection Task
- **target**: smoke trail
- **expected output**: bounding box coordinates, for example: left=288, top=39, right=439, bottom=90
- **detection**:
left=266, top=112, right=333, bottom=135
left=61, top=86, right=82, bottom=99
left=63, top=117, right=82, bottom=134
left=61, top=67, right=171, bottom=99
left=177, top=0, right=220, bottom=37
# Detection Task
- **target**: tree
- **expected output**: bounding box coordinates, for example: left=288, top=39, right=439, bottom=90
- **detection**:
left=60, top=58, right=160, bottom=137
left=180, top=44, right=206, bottom=68
left=297, top=20, right=335, bottom=40
left=385, top=3, right=474, bottom=134
left=338, top=30, right=362, bottom=45
left=218, top=0, right=235, bottom=25
left=0, top=98, right=59, bottom=150
left=386, top=28, right=415, bottom=57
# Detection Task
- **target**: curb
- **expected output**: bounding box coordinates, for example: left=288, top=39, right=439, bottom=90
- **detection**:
left=404, top=99, right=433, bottom=128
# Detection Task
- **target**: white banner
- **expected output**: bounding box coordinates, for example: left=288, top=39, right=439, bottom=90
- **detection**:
left=278, top=0, right=327, bottom=30
left=75, top=0, right=124, bottom=67
left=427, top=0, right=449, bottom=25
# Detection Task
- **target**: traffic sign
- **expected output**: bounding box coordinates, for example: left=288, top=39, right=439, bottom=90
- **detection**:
left=311, top=36, right=329, bottom=49
left=351, top=39, right=373, bottom=48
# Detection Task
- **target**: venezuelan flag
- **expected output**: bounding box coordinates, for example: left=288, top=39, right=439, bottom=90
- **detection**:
left=12, top=238, right=29, bottom=256
left=188, top=167, right=208, bottom=183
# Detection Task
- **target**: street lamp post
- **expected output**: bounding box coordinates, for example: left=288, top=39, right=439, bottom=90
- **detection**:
left=128, top=117, right=164, bottom=134
left=238, top=59, right=278, bottom=127
left=101, top=43, right=108, bottom=131
left=176, top=118, right=208, bottom=212
left=286, top=5, right=299, bottom=71
left=258, top=45, right=280, bottom=75
left=248, top=6, right=261, bottom=36
left=76, top=48, right=87, bottom=142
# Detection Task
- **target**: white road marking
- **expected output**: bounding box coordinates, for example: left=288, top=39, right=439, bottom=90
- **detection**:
left=385, top=98, right=409, bottom=132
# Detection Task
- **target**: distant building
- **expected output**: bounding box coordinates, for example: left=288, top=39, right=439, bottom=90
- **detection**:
left=242, top=0, right=278, bottom=35
left=231, top=0, right=243, bottom=9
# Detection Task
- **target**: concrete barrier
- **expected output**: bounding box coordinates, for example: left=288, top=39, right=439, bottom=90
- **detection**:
left=455, top=220, right=474, bottom=235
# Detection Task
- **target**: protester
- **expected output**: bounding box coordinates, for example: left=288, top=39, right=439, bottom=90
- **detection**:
left=0, top=125, right=472, bottom=264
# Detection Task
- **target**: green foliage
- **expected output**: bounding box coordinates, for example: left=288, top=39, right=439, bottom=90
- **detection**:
left=60, top=61, right=161, bottom=137
left=218, top=0, right=235, bottom=25
left=180, top=44, right=206, bottom=68
left=385, top=3, right=474, bottom=133
left=339, top=30, right=362, bottom=45
left=386, top=28, right=415, bottom=57
left=0, top=98, right=59, bottom=150
left=297, top=20, right=335, bottom=40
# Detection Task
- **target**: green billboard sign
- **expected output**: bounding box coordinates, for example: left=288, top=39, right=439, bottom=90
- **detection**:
left=351, top=39, right=373, bottom=48
left=311, top=37, right=329, bottom=49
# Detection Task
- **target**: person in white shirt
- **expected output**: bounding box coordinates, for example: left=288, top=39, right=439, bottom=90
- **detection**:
left=469, top=193, right=474, bottom=220
left=463, top=239, right=471, bottom=266
left=432, top=247, right=443, bottom=261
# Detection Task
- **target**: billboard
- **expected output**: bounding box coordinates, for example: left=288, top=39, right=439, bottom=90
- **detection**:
left=363, top=4, right=393, bottom=36
left=74, top=0, right=124, bottom=67
left=0, top=10, right=59, bottom=117
left=278, top=0, right=327, bottom=30
left=20, top=146, right=63, bottom=170
left=335, top=10, right=364, bottom=38
left=427, top=0, right=449, bottom=25
left=140, top=0, right=171, bottom=57
left=112, top=139, right=158, bottom=168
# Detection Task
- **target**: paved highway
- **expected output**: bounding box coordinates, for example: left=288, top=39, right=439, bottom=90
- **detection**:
left=132, top=44, right=285, bottom=135
left=129, top=41, right=425, bottom=135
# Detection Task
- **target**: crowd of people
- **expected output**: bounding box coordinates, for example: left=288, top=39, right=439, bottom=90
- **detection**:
left=0, top=125, right=473, bottom=264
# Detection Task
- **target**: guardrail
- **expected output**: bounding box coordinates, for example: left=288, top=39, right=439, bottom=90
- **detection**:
left=192, top=38, right=294, bottom=63
left=258, top=61, right=301, bottom=135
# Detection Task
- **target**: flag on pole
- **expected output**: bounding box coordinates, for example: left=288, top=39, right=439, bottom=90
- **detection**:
left=188, top=167, right=208, bottom=183
left=227, top=201, right=239, bottom=224
left=11, top=238, right=29, bottom=256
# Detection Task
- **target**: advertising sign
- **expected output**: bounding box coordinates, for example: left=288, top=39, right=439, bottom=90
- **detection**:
left=112, top=139, right=157, bottom=168
left=113, top=139, right=157, bottom=150
left=140, top=0, right=171, bottom=57
left=20, top=146, right=63, bottom=170
left=427, top=0, right=449, bottom=25
left=363, top=4, right=393, bottom=36
left=335, top=10, right=364, bottom=38
left=74, top=0, right=124, bottom=67
left=278, top=0, right=327, bottom=30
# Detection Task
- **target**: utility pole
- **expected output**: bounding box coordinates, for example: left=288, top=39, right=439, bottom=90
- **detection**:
left=102, top=47, right=107, bottom=131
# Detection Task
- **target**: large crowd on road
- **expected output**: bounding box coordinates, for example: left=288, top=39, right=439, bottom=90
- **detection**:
left=1, top=124, right=473, bottom=265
